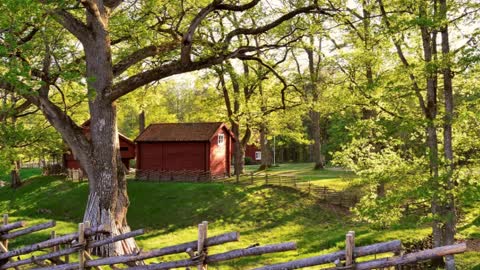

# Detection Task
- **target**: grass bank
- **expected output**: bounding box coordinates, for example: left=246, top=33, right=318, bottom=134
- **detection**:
left=0, top=165, right=478, bottom=269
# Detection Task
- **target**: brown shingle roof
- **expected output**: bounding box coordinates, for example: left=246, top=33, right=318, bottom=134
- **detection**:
left=135, top=122, right=226, bottom=142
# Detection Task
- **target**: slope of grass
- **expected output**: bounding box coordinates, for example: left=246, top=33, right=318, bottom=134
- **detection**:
left=0, top=168, right=42, bottom=184
left=0, top=167, right=478, bottom=269
left=245, top=163, right=356, bottom=190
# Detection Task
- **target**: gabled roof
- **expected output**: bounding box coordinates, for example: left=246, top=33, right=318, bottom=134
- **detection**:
left=135, top=122, right=233, bottom=142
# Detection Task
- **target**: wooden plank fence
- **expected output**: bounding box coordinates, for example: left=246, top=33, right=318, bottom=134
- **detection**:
left=0, top=214, right=467, bottom=269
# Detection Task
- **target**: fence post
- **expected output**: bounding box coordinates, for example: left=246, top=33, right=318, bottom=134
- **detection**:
left=51, top=231, right=57, bottom=252
left=250, top=172, right=254, bottom=185
left=198, top=221, right=208, bottom=270
left=78, top=222, right=85, bottom=270
left=345, top=231, right=355, bottom=267
left=2, top=214, right=8, bottom=249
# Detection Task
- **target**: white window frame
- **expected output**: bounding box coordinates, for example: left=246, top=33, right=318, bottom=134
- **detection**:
left=255, top=151, right=261, bottom=160
left=218, top=133, right=225, bottom=145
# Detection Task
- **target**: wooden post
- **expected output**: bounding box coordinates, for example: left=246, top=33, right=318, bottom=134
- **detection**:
left=51, top=231, right=57, bottom=252
left=345, top=231, right=355, bottom=267
left=250, top=172, right=254, bottom=184
left=2, top=214, right=8, bottom=249
left=82, top=220, right=103, bottom=270
left=78, top=223, right=85, bottom=270
left=197, top=221, right=208, bottom=270
left=0, top=217, right=21, bottom=270
left=65, top=243, right=70, bottom=263
left=265, top=173, right=268, bottom=185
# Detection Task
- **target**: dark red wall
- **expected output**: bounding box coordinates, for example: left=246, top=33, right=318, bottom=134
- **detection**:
left=136, top=126, right=233, bottom=177
left=137, top=142, right=207, bottom=171
left=209, top=127, right=232, bottom=177
left=245, top=144, right=261, bottom=164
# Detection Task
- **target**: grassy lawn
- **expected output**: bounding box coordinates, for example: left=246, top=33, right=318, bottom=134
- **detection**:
left=244, top=163, right=356, bottom=190
left=0, top=165, right=478, bottom=269
left=0, top=168, right=42, bottom=184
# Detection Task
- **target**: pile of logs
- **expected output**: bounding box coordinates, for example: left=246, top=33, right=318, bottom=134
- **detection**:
left=0, top=213, right=467, bottom=270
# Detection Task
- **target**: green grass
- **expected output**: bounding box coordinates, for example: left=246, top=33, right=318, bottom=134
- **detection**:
left=0, top=165, right=478, bottom=269
left=244, top=163, right=356, bottom=190
left=0, top=167, right=42, bottom=184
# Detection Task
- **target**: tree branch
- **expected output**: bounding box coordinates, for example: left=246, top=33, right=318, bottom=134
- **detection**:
left=377, top=0, right=427, bottom=116
left=109, top=46, right=258, bottom=101
left=113, top=41, right=180, bottom=77
left=224, top=5, right=332, bottom=44
left=103, top=0, right=124, bottom=10
left=52, top=9, right=92, bottom=44
left=216, top=0, right=261, bottom=11
left=181, top=0, right=221, bottom=64
left=239, top=55, right=291, bottom=109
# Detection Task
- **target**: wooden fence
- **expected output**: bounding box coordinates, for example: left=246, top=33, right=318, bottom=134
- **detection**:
left=0, top=214, right=467, bottom=269
left=133, top=170, right=435, bottom=213
left=0, top=215, right=295, bottom=270
left=218, top=173, right=360, bottom=208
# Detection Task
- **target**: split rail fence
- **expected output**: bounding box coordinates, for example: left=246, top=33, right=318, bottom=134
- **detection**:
left=0, top=214, right=467, bottom=270
left=220, top=173, right=359, bottom=208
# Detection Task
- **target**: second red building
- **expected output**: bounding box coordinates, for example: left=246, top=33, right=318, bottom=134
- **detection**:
left=135, top=122, right=234, bottom=180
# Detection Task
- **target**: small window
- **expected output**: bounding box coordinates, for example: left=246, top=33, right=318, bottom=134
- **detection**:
left=218, top=134, right=225, bottom=145
left=255, top=151, right=261, bottom=160
left=120, top=147, right=129, bottom=151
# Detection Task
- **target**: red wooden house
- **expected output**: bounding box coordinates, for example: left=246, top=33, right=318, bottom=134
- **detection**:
left=245, top=144, right=262, bottom=164
left=63, top=121, right=136, bottom=170
left=135, top=122, right=234, bottom=180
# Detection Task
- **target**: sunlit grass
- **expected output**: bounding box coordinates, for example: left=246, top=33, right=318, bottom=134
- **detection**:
left=0, top=167, right=478, bottom=269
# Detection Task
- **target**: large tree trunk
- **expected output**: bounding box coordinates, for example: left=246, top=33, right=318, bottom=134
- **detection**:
left=139, top=110, right=145, bottom=134
left=232, top=122, right=244, bottom=182
left=310, top=110, right=324, bottom=169
left=81, top=100, right=137, bottom=257
left=10, top=161, right=21, bottom=189
left=259, top=124, right=272, bottom=170
left=440, top=0, right=456, bottom=268
left=77, top=5, right=138, bottom=257
left=304, top=34, right=326, bottom=170
left=419, top=5, right=445, bottom=266
left=232, top=122, right=251, bottom=181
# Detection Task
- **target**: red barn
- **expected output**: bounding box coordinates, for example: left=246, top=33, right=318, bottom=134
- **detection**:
left=63, top=121, right=136, bottom=170
left=245, top=144, right=262, bottom=164
left=135, top=122, right=234, bottom=181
